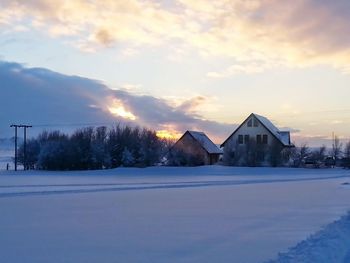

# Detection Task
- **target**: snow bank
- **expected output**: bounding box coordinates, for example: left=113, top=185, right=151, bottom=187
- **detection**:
left=266, top=212, right=350, bottom=263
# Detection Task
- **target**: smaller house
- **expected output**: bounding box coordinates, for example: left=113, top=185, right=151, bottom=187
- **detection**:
left=168, top=131, right=222, bottom=166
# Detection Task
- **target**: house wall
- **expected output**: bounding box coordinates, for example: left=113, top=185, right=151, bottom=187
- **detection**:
left=172, top=133, right=210, bottom=165
left=209, top=154, right=220, bottom=165
left=225, top=116, right=280, bottom=149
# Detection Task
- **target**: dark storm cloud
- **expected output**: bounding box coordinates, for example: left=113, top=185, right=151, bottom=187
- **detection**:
left=0, top=61, right=126, bottom=138
left=0, top=61, right=235, bottom=141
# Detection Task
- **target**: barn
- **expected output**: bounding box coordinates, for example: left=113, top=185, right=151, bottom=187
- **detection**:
left=168, top=131, right=222, bottom=166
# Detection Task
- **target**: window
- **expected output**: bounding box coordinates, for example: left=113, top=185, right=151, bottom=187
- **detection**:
left=238, top=135, right=243, bottom=144
left=247, top=119, right=252, bottom=127
left=244, top=135, right=250, bottom=144
left=253, top=118, right=258, bottom=127
left=257, top=134, right=262, bottom=144
left=263, top=134, right=268, bottom=144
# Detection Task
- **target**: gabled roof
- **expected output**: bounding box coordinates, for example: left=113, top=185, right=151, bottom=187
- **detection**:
left=254, top=114, right=292, bottom=146
left=221, top=113, right=294, bottom=147
left=182, top=131, right=222, bottom=154
left=187, top=131, right=222, bottom=154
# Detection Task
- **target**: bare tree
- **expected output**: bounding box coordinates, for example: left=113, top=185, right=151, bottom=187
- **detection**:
left=344, top=141, right=350, bottom=158
left=280, top=147, right=295, bottom=166
left=331, top=135, right=343, bottom=164
left=311, top=145, right=327, bottom=166
left=292, top=143, right=310, bottom=167
left=343, top=141, right=350, bottom=169
left=223, top=140, right=244, bottom=166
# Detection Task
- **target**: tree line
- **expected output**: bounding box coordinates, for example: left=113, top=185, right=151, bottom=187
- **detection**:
left=222, top=135, right=350, bottom=168
left=17, top=125, right=172, bottom=170
left=16, top=127, right=350, bottom=170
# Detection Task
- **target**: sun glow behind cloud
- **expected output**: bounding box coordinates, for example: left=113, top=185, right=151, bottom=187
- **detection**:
left=156, top=129, right=182, bottom=140
left=108, top=100, right=136, bottom=120
left=109, top=106, right=136, bottom=120
left=1, top=1, right=350, bottom=147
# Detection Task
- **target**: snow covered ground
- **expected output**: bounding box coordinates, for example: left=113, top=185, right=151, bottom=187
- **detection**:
left=0, top=166, right=349, bottom=263
left=268, top=210, right=350, bottom=263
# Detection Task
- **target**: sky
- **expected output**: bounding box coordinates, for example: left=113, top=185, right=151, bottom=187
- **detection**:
left=1, top=0, right=350, bottom=146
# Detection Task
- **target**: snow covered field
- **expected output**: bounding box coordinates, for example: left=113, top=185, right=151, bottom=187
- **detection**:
left=0, top=166, right=349, bottom=263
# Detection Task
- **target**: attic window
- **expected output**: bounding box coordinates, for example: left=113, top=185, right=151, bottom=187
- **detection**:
left=253, top=118, right=258, bottom=127
left=247, top=119, right=252, bottom=127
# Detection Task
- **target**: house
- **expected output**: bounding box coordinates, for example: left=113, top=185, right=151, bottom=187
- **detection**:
left=168, top=131, right=222, bottom=166
left=221, top=113, right=294, bottom=165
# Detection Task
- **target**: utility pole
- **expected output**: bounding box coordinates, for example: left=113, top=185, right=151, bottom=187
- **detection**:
left=10, top=125, right=19, bottom=171
left=10, top=124, right=32, bottom=171
left=20, top=125, right=32, bottom=170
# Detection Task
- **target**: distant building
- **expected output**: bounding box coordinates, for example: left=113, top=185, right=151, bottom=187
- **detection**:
left=221, top=113, right=294, bottom=166
left=168, top=131, right=222, bottom=166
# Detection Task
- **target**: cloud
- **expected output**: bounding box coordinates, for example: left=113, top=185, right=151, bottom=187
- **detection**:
left=278, top=127, right=301, bottom=134
left=94, top=29, right=114, bottom=46
left=0, top=61, right=116, bottom=134
left=2, top=1, right=350, bottom=73
left=207, top=61, right=267, bottom=78
left=0, top=60, right=234, bottom=142
left=291, top=134, right=335, bottom=148
left=1, top=60, right=337, bottom=146
left=108, top=90, right=234, bottom=142
left=177, top=96, right=207, bottom=113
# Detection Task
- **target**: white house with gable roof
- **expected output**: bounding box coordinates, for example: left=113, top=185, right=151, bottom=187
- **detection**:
left=221, top=113, right=294, bottom=165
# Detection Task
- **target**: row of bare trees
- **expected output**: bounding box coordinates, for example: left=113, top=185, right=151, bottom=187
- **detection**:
left=294, top=137, right=350, bottom=168
left=17, top=125, right=172, bottom=170
left=223, top=137, right=350, bottom=168
left=16, top=127, right=350, bottom=169
left=222, top=139, right=290, bottom=167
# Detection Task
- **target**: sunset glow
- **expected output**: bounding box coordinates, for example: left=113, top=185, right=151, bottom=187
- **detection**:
left=108, top=106, right=136, bottom=121
left=0, top=0, right=349, bottom=146
left=156, top=130, right=182, bottom=140
left=2, top=2, right=350, bottom=261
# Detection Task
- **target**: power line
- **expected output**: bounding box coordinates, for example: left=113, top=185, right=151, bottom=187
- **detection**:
left=31, top=122, right=122, bottom=128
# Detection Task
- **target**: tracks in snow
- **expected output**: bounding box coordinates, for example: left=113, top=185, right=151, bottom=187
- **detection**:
left=0, top=174, right=348, bottom=198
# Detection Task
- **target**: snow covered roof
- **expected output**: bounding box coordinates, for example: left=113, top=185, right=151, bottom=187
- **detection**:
left=187, top=131, right=223, bottom=154
left=278, top=131, right=291, bottom=146
left=221, top=113, right=293, bottom=147
left=253, top=114, right=292, bottom=146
